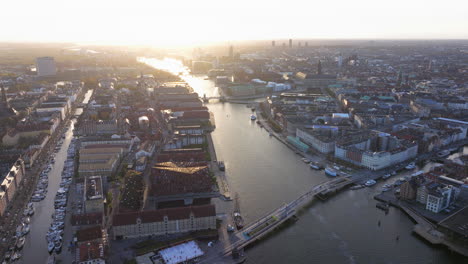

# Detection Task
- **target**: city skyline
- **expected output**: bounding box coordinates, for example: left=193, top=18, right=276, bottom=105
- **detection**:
left=2, top=0, right=468, bottom=46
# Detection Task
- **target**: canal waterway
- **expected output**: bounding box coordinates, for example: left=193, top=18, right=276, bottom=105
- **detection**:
left=21, top=89, right=93, bottom=264
left=143, top=58, right=466, bottom=264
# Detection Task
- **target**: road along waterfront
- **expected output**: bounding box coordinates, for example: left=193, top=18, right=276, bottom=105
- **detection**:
left=144, top=58, right=466, bottom=264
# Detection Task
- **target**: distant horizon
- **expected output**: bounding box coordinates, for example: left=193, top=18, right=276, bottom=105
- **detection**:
left=1, top=38, right=468, bottom=49
left=2, top=0, right=468, bottom=47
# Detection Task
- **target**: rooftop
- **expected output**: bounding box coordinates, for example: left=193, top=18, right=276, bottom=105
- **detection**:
left=113, top=204, right=216, bottom=226
left=439, top=205, right=468, bottom=237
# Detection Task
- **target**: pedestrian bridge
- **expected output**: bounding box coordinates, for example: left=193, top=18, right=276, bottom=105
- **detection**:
left=222, top=176, right=353, bottom=256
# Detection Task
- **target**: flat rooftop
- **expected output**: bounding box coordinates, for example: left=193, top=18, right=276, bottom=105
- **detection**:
left=85, top=176, right=103, bottom=200
left=159, top=241, right=203, bottom=264
left=439, top=206, right=468, bottom=237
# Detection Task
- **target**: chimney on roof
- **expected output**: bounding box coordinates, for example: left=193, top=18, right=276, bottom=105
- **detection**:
left=1, top=84, right=7, bottom=104
left=317, top=60, right=322, bottom=75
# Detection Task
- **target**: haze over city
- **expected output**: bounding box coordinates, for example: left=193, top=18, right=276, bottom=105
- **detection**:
left=2, top=0, right=468, bottom=46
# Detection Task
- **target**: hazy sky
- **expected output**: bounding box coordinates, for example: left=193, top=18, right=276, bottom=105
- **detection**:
left=2, top=0, right=468, bottom=46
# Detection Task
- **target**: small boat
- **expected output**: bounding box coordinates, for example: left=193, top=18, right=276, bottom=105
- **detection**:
left=437, top=150, right=450, bottom=158
left=22, top=224, right=30, bottom=235
left=250, top=114, right=257, bottom=121
left=382, top=173, right=391, bottom=179
left=405, top=162, right=416, bottom=170
left=376, top=202, right=390, bottom=212
left=16, top=237, right=26, bottom=249
left=28, top=207, right=35, bottom=216
left=309, top=162, right=321, bottom=170
left=227, top=224, right=235, bottom=232
left=218, top=161, right=225, bottom=171
left=16, top=225, right=24, bottom=237
left=54, top=241, right=62, bottom=254
left=48, top=242, right=55, bottom=253
left=324, top=167, right=338, bottom=177
left=301, top=158, right=310, bottom=163
left=234, top=212, right=244, bottom=229
left=350, top=184, right=365, bottom=190
left=11, top=252, right=21, bottom=261
left=233, top=194, right=244, bottom=230
left=365, top=180, right=377, bottom=187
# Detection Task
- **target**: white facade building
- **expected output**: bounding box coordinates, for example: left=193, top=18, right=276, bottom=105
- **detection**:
left=296, top=128, right=336, bottom=154
left=426, top=186, right=453, bottom=213
left=36, top=57, right=57, bottom=77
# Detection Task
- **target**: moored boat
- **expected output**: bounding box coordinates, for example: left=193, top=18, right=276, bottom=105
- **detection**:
left=16, top=237, right=26, bottom=249
left=309, top=161, right=322, bottom=170
left=48, top=242, right=55, bottom=254
left=405, top=162, right=416, bottom=170
left=382, top=173, right=391, bottom=179
left=350, top=184, right=365, bottom=190
left=227, top=224, right=235, bottom=232
left=11, top=252, right=21, bottom=261
left=233, top=194, right=244, bottom=230
left=250, top=114, right=257, bottom=121
left=365, top=179, right=377, bottom=187
left=437, top=150, right=450, bottom=158
left=54, top=241, right=62, bottom=254
left=324, top=167, right=338, bottom=177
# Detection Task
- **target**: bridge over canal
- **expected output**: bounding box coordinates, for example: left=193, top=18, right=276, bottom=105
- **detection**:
left=221, top=176, right=354, bottom=256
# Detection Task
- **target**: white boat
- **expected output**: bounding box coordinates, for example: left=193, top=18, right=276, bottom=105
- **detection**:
left=350, top=184, right=365, bottom=190
left=48, top=242, right=55, bottom=253
left=365, top=180, right=377, bottom=187
left=27, top=207, right=35, bottom=216
left=22, top=224, right=30, bottom=235
left=382, top=173, right=391, bottom=179
left=16, top=225, right=24, bottom=237
left=227, top=224, right=235, bottom=232
left=16, top=237, right=26, bottom=249
left=250, top=114, right=257, bottom=121
left=405, top=162, right=416, bottom=170
left=325, top=167, right=338, bottom=177
left=309, top=162, right=321, bottom=170
left=54, top=241, right=62, bottom=253
left=301, top=158, right=310, bottom=163
left=11, top=252, right=21, bottom=261
left=382, top=184, right=392, bottom=192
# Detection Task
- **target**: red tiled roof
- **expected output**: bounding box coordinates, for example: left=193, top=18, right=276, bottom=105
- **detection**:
left=76, top=225, right=103, bottom=242
left=72, top=213, right=103, bottom=226
left=77, top=241, right=105, bottom=262
left=112, top=204, right=215, bottom=226
left=150, top=163, right=212, bottom=196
